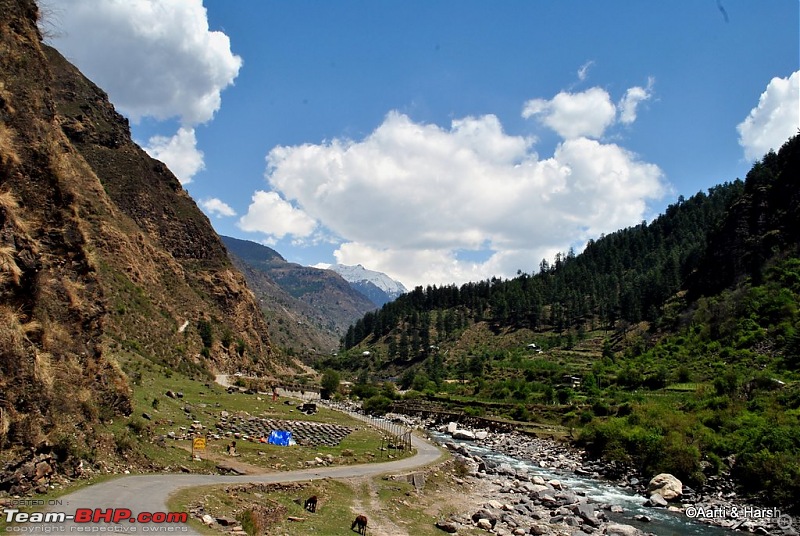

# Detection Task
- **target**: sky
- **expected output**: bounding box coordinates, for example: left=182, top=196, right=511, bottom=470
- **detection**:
left=44, top=0, right=799, bottom=289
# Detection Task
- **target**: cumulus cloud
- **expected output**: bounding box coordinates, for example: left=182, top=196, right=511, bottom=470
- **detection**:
left=523, top=80, right=655, bottom=139
left=737, top=71, right=800, bottom=161
left=49, top=0, right=242, bottom=125
left=199, top=197, right=236, bottom=218
left=48, top=0, right=243, bottom=187
left=523, top=87, right=617, bottom=139
left=143, top=127, right=204, bottom=184
left=254, top=110, right=665, bottom=287
left=618, top=77, right=654, bottom=124
left=238, top=191, right=317, bottom=239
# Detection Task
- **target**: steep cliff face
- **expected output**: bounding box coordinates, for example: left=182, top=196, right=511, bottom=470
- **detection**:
left=0, top=0, right=274, bottom=468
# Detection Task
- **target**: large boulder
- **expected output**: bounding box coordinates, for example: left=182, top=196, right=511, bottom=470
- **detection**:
left=435, top=519, right=458, bottom=533
left=606, top=523, right=645, bottom=536
left=646, top=473, right=683, bottom=501
left=453, top=429, right=476, bottom=440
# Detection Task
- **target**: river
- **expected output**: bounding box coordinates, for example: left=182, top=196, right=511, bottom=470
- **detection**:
left=428, top=431, right=742, bottom=536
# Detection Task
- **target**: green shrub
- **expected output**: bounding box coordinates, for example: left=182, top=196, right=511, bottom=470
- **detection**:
left=237, top=510, right=259, bottom=536
left=114, top=429, right=135, bottom=454
left=362, top=395, right=392, bottom=415
left=127, top=417, right=147, bottom=436
left=734, top=449, right=800, bottom=508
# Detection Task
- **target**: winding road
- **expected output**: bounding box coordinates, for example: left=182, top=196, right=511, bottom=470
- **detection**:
left=19, top=413, right=442, bottom=534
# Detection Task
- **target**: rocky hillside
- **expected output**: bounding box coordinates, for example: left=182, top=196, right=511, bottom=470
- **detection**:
left=225, top=245, right=342, bottom=356
left=221, top=236, right=376, bottom=355
left=0, top=0, right=277, bottom=472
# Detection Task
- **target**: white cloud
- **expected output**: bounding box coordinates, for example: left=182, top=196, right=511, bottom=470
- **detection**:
left=618, top=77, right=654, bottom=124
left=258, top=110, right=665, bottom=287
left=238, top=191, right=317, bottom=239
left=737, top=71, right=800, bottom=161
left=199, top=197, right=236, bottom=218
left=577, top=61, right=595, bottom=82
left=522, top=87, right=617, bottom=139
left=523, top=81, right=655, bottom=139
left=143, top=127, right=204, bottom=184
left=48, top=0, right=242, bottom=125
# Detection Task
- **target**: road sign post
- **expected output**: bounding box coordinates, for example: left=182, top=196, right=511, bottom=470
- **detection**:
left=192, top=436, right=206, bottom=460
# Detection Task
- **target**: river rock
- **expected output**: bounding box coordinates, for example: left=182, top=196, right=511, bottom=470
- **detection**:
left=606, top=523, right=645, bottom=536
left=476, top=518, right=493, bottom=530
left=453, top=429, right=476, bottom=440
left=573, top=503, right=600, bottom=527
left=646, top=473, right=682, bottom=501
left=646, top=493, right=668, bottom=507
left=471, top=509, right=497, bottom=526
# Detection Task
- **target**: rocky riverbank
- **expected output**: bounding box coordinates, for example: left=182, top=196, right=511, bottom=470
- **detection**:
left=422, top=422, right=796, bottom=535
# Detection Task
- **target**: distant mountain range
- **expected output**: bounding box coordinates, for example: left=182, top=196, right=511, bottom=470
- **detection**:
left=220, top=236, right=406, bottom=355
left=325, top=263, right=408, bottom=307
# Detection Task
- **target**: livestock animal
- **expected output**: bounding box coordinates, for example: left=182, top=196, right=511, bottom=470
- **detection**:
left=304, top=495, right=317, bottom=513
left=351, top=514, right=367, bottom=534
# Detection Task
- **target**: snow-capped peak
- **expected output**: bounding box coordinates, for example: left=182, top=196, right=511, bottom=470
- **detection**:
left=327, top=264, right=407, bottom=297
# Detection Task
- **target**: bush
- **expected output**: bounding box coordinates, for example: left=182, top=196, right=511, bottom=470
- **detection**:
left=197, top=319, right=213, bottom=348
left=362, top=395, right=392, bottom=415
left=114, top=429, right=135, bottom=454
left=237, top=509, right=264, bottom=536
left=734, top=449, right=800, bottom=508
left=659, top=431, right=704, bottom=484
left=127, top=417, right=147, bottom=436
left=511, top=404, right=530, bottom=421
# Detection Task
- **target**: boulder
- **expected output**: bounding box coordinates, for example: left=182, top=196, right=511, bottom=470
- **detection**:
left=34, top=461, right=53, bottom=479
left=476, top=518, right=493, bottom=530
left=606, top=523, right=645, bottom=536
left=646, top=473, right=682, bottom=501
left=435, top=519, right=458, bottom=533
left=573, top=503, right=600, bottom=527
left=471, top=509, right=497, bottom=526
left=529, top=524, right=547, bottom=535
left=453, top=429, right=476, bottom=440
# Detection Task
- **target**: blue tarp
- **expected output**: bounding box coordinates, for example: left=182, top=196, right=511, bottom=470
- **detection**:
left=267, top=430, right=293, bottom=446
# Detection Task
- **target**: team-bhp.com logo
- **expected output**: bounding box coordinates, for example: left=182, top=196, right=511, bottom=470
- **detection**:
left=4, top=508, right=189, bottom=532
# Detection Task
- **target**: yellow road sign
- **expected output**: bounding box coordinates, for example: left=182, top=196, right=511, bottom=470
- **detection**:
left=192, top=437, right=206, bottom=450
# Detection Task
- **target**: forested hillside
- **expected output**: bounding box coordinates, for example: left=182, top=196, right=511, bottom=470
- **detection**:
left=339, top=177, right=744, bottom=360
left=326, top=135, right=800, bottom=508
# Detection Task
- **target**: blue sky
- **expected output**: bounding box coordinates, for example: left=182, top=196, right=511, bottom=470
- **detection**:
left=48, top=0, right=799, bottom=288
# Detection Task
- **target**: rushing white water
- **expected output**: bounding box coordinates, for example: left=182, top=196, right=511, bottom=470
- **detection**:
left=429, top=431, right=740, bottom=536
